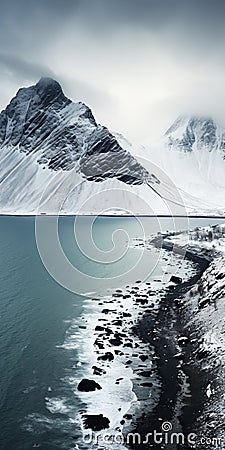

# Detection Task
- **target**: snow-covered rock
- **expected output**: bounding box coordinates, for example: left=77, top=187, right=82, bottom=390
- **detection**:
left=166, top=224, right=225, bottom=446
left=165, top=115, right=225, bottom=154
left=133, top=116, right=225, bottom=215
left=0, top=79, right=224, bottom=215
left=0, top=78, right=177, bottom=215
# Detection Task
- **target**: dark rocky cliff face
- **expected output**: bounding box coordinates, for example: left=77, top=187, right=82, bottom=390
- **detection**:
left=0, top=77, right=154, bottom=185
left=0, top=78, right=70, bottom=147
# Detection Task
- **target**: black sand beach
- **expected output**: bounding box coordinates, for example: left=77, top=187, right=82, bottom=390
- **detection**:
left=129, top=240, right=212, bottom=449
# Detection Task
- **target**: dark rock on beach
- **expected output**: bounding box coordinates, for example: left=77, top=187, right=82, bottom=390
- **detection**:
left=112, top=319, right=122, bottom=326
left=77, top=379, right=102, bottom=392
left=178, top=336, right=189, bottom=345
left=109, top=331, right=124, bottom=346
left=124, top=342, right=133, bottom=348
left=83, top=414, right=110, bottom=431
left=92, top=366, right=106, bottom=376
left=124, top=413, right=133, bottom=420
left=138, top=370, right=152, bottom=377
left=129, top=242, right=211, bottom=450
left=97, top=352, right=114, bottom=361
left=170, top=275, right=183, bottom=284
left=139, top=355, right=148, bottom=362
left=94, top=338, right=104, bottom=349
left=95, top=325, right=104, bottom=332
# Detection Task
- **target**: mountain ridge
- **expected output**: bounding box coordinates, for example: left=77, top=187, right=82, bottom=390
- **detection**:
left=165, top=115, right=225, bottom=155
left=0, top=77, right=152, bottom=182
left=0, top=78, right=224, bottom=216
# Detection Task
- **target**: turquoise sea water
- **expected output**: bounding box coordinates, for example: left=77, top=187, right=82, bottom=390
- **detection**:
left=0, top=216, right=223, bottom=450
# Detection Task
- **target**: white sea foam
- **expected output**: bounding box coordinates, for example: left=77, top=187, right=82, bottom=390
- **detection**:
left=46, top=251, right=197, bottom=449
left=45, top=397, right=71, bottom=415
left=59, top=290, right=158, bottom=449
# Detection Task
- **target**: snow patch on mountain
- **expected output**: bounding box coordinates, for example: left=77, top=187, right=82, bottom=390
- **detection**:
left=0, top=79, right=224, bottom=215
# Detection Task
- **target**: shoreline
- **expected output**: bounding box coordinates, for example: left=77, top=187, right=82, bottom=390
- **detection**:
left=0, top=214, right=225, bottom=218
left=128, top=239, right=212, bottom=449
left=67, top=243, right=197, bottom=448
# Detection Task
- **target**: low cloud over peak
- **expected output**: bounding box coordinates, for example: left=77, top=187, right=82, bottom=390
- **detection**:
left=1, top=0, right=225, bottom=141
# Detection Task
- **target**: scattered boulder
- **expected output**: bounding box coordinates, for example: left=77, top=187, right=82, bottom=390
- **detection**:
left=112, top=319, right=122, bottom=326
left=138, top=370, right=152, bottom=377
left=178, top=336, right=189, bottom=345
left=139, top=355, right=148, bottom=362
left=97, top=352, right=114, bottom=362
left=114, top=349, right=123, bottom=355
left=170, top=275, right=182, bottom=284
left=105, top=327, right=113, bottom=335
left=124, top=414, right=132, bottom=420
left=92, top=366, right=106, bottom=376
left=173, top=352, right=184, bottom=360
left=198, top=297, right=210, bottom=309
left=102, top=309, right=110, bottom=314
left=95, top=325, right=104, bottom=332
left=83, top=414, right=110, bottom=431
left=109, top=332, right=123, bottom=346
left=78, top=379, right=102, bottom=392
left=140, top=382, right=153, bottom=387
left=94, top=339, right=104, bottom=349
left=216, top=272, right=225, bottom=280
left=135, top=298, right=148, bottom=305
left=102, top=308, right=116, bottom=314
left=109, top=337, right=123, bottom=346
left=168, top=285, right=175, bottom=291
left=122, top=312, right=132, bottom=318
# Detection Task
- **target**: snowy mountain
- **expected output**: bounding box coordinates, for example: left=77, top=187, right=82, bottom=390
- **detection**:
left=165, top=115, right=225, bottom=154
left=0, top=79, right=224, bottom=215
left=133, top=116, right=225, bottom=215
left=0, top=77, right=186, bottom=215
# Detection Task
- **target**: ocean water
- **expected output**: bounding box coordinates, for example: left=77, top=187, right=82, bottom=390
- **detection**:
left=0, top=216, right=223, bottom=450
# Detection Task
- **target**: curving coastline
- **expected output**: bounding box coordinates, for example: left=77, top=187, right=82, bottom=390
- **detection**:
left=128, top=236, right=213, bottom=450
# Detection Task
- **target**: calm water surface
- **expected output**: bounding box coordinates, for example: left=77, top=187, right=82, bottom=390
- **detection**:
left=0, top=216, right=223, bottom=450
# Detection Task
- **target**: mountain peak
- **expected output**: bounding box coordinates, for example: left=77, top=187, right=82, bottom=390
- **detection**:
left=165, top=115, right=225, bottom=153
left=35, top=77, right=63, bottom=95
left=165, top=115, right=215, bottom=136
left=33, top=77, right=68, bottom=106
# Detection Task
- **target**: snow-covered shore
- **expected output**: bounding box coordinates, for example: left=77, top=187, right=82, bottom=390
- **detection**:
left=165, top=224, right=225, bottom=447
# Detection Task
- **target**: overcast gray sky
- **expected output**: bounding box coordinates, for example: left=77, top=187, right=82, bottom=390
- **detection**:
left=1, top=0, right=225, bottom=142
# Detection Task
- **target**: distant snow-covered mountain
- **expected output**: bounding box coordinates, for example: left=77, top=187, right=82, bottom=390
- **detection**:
left=132, top=116, right=225, bottom=215
left=0, top=79, right=224, bottom=215
left=165, top=115, right=225, bottom=154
